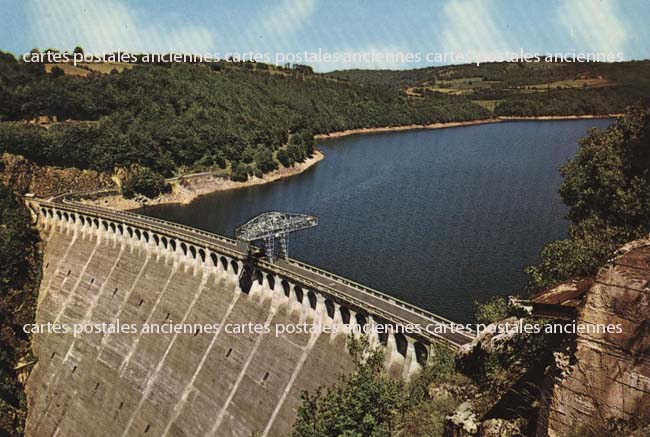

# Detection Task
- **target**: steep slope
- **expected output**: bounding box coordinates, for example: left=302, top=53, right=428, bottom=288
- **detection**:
left=540, top=238, right=650, bottom=435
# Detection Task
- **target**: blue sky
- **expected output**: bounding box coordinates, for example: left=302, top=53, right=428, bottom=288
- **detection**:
left=2, top=0, right=649, bottom=71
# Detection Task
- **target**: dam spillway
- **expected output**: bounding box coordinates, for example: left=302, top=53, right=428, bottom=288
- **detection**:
left=24, top=199, right=471, bottom=436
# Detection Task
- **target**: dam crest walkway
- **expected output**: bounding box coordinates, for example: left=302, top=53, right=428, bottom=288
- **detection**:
left=28, top=196, right=474, bottom=349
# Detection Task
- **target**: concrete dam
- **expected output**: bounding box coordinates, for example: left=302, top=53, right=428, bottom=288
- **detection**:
left=24, top=199, right=473, bottom=436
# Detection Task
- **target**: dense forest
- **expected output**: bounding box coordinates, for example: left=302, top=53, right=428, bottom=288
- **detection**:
left=328, top=60, right=650, bottom=87
left=492, top=87, right=643, bottom=116
left=526, top=106, right=650, bottom=291
left=0, top=51, right=488, bottom=183
left=0, top=183, right=40, bottom=436
left=330, top=60, right=650, bottom=115
left=2, top=52, right=649, bottom=192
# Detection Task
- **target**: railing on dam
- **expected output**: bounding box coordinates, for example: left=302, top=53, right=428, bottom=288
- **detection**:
left=29, top=195, right=475, bottom=348
left=63, top=191, right=240, bottom=247
left=282, top=258, right=460, bottom=330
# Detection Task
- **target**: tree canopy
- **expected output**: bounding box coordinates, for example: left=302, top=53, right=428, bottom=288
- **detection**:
left=526, top=106, right=650, bottom=290
left=0, top=53, right=489, bottom=180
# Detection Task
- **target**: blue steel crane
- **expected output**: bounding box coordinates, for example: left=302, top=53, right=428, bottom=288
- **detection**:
left=235, top=212, right=318, bottom=263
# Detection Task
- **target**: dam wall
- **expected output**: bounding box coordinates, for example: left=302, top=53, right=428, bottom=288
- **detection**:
left=25, top=202, right=433, bottom=436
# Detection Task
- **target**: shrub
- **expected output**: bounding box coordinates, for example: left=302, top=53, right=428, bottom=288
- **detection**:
left=526, top=106, right=650, bottom=291
left=121, top=167, right=171, bottom=199
left=253, top=146, right=278, bottom=173
left=230, top=162, right=249, bottom=182
left=277, top=149, right=294, bottom=167
left=474, top=296, right=510, bottom=325
left=287, top=144, right=306, bottom=163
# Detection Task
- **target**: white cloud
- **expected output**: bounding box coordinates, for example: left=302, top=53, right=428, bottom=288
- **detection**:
left=260, top=0, right=320, bottom=38
left=438, top=0, right=512, bottom=62
left=26, top=0, right=218, bottom=54
left=556, top=0, right=628, bottom=56
left=239, top=0, right=320, bottom=54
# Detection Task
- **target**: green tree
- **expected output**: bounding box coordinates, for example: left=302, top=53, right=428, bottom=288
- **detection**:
left=287, top=144, right=306, bottom=163
left=121, top=167, right=171, bottom=199
left=253, top=146, right=278, bottom=173
left=293, top=338, right=466, bottom=437
left=474, top=296, right=510, bottom=325
left=526, top=107, right=650, bottom=291
left=292, top=338, right=406, bottom=437
left=230, top=162, right=250, bottom=182
left=277, top=149, right=294, bottom=168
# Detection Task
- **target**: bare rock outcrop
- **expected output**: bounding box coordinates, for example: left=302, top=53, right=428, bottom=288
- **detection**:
left=445, top=401, right=480, bottom=436
left=542, top=238, right=650, bottom=435
left=479, top=418, right=525, bottom=436
left=1, top=153, right=114, bottom=196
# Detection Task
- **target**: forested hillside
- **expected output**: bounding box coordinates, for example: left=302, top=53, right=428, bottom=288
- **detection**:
left=329, top=60, right=650, bottom=115
left=526, top=106, right=650, bottom=291
left=1, top=51, right=648, bottom=195
left=0, top=51, right=488, bottom=181
left=0, top=183, right=40, bottom=436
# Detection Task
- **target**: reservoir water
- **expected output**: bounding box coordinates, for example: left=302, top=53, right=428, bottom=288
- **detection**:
left=138, top=119, right=612, bottom=322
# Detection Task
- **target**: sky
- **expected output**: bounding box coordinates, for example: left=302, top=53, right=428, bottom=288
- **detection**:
left=1, top=0, right=649, bottom=71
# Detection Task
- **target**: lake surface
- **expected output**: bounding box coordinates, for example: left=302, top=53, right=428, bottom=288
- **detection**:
left=138, top=119, right=612, bottom=322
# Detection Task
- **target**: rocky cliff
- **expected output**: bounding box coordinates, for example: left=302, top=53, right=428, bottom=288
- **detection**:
left=542, top=238, right=650, bottom=435
left=1, top=153, right=114, bottom=197
left=446, top=238, right=650, bottom=436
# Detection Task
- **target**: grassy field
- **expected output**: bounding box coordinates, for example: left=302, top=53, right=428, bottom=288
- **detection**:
left=524, top=77, right=613, bottom=90
left=44, top=63, right=91, bottom=77
left=328, top=61, right=650, bottom=115
left=80, top=62, right=135, bottom=73
left=44, top=62, right=135, bottom=76
left=409, top=77, right=614, bottom=97
left=408, top=77, right=499, bottom=95
left=472, top=99, right=504, bottom=111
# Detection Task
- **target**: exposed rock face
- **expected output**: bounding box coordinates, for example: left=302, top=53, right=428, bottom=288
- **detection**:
left=479, top=418, right=525, bottom=436
left=543, top=238, right=650, bottom=435
left=1, top=153, right=114, bottom=196
left=445, top=401, right=479, bottom=436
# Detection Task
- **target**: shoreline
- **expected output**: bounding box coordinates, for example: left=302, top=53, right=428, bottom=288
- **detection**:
left=83, top=150, right=325, bottom=210
left=88, top=114, right=620, bottom=210
left=314, top=119, right=500, bottom=139
left=314, top=114, right=622, bottom=139
left=496, top=114, right=623, bottom=121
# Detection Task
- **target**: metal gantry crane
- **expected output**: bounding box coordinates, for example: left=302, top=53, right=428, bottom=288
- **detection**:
left=235, top=212, right=318, bottom=263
